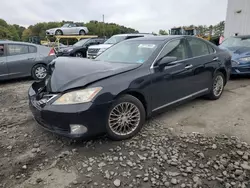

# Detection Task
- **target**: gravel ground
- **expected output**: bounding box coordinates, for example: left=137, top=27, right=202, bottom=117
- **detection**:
left=0, top=78, right=250, bottom=188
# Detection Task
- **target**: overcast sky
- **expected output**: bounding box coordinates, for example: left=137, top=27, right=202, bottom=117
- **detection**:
left=1, top=0, right=228, bottom=32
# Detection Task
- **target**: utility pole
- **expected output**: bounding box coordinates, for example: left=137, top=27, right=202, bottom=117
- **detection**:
left=102, top=14, right=105, bottom=39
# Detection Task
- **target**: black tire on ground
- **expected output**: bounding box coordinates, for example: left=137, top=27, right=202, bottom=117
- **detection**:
left=106, top=95, right=146, bottom=141
left=74, top=52, right=84, bottom=57
left=206, top=71, right=225, bottom=100
left=31, top=64, right=48, bottom=80
left=79, top=30, right=86, bottom=35
left=55, top=30, right=63, bottom=35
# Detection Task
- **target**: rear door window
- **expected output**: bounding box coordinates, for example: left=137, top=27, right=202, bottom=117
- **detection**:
left=7, top=44, right=29, bottom=56
left=187, top=38, right=210, bottom=57
left=28, top=45, right=37, bottom=53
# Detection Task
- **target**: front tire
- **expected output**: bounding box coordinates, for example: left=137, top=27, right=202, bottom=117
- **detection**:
left=206, top=72, right=225, bottom=100
left=106, top=95, right=146, bottom=141
left=55, top=30, right=63, bottom=35
left=31, top=64, right=48, bottom=80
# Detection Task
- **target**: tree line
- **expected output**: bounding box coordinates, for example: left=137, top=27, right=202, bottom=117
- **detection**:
left=0, top=19, right=139, bottom=42
left=0, top=18, right=225, bottom=44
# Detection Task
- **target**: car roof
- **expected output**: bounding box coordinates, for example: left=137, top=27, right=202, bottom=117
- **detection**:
left=113, top=33, right=154, bottom=37
left=127, top=35, right=188, bottom=41
left=0, top=40, right=37, bottom=46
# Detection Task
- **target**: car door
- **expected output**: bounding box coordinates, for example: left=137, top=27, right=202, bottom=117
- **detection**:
left=69, top=23, right=77, bottom=34
left=6, top=43, right=37, bottom=78
left=150, top=38, right=204, bottom=111
left=186, top=37, right=218, bottom=91
left=0, top=44, right=9, bottom=80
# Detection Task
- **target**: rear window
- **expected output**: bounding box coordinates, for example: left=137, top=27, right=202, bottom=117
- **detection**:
left=29, top=46, right=37, bottom=53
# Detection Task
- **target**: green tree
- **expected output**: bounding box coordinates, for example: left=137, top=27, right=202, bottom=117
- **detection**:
left=8, top=25, right=20, bottom=40
left=159, top=29, right=168, bottom=35
left=22, top=28, right=32, bottom=41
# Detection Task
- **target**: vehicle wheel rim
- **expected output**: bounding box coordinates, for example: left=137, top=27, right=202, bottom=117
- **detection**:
left=108, top=102, right=140, bottom=136
left=213, top=75, right=223, bottom=97
left=75, top=53, right=83, bottom=57
left=80, top=31, right=85, bottom=35
left=35, top=67, right=47, bottom=79
left=56, top=31, right=62, bottom=35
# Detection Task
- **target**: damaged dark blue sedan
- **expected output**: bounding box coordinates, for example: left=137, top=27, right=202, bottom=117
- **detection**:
left=29, top=36, right=231, bottom=140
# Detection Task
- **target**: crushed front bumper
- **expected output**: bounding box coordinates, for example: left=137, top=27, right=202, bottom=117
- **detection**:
left=28, top=83, right=112, bottom=139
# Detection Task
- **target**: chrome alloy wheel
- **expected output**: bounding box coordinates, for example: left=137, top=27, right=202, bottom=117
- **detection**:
left=108, top=102, right=141, bottom=136
left=35, top=66, right=47, bottom=79
left=213, top=75, right=224, bottom=97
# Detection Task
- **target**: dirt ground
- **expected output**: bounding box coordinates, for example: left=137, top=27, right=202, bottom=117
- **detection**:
left=0, top=78, right=250, bottom=188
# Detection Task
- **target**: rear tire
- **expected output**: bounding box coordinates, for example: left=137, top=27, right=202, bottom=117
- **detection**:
left=31, top=64, right=48, bottom=80
left=79, top=30, right=86, bottom=35
left=106, top=95, right=146, bottom=141
left=206, top=72, right=225, bottom=100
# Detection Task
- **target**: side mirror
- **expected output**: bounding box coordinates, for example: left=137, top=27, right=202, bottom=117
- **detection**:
left=158, top=56, right=178, bottom=68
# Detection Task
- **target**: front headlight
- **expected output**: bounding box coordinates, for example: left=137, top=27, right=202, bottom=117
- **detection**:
left=97, top=48, right=106, bottom=55
left=239, top=56, right=250, bottom=62
left=52, top=87, right=102, bottom=105
left=67, top=49, right=73, bottom=52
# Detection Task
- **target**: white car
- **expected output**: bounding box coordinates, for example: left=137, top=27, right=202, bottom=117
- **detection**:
left=46, top=23, right=89, bottom=36
left=87, top=33, right=154, bottom=59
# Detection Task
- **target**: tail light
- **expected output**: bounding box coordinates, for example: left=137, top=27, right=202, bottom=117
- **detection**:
left=48, top=48, right=55, bottom=56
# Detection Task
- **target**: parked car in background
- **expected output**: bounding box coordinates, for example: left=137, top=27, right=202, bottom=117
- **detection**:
left=57, top=38, right=105, bottom=57
left=29, top=36, right=231, bottom=141
left=0, top=41, right=56, bottom=80
left=46, top=23, right=89, bottom=36
left=219, top=35, right=250, bottom=75
left=87, top=33, right=154, bottom=59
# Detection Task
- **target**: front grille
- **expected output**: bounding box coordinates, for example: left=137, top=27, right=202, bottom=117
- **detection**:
left=88, top=48, right=100, bottom=54
left=33, top=94, right=57, bottom=109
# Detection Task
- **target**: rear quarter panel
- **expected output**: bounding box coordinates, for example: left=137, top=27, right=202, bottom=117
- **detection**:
left=36, top=45, right=56, bottom=65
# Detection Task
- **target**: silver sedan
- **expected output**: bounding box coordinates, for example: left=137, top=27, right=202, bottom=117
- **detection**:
left=46, top=23, right=89, bottom=36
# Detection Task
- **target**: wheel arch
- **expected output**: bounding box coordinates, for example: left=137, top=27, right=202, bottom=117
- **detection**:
left=214, top=67, right=227, bottom=85
left=115, top=90, right=149, bottom=118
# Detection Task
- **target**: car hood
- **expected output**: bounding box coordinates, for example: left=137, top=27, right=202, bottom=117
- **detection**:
left=46, top=57, right=141, bottom=92
left=47, top=28, right=60, bottom=31
left=58, top=46, right=82, bottom=53
left=219, top=46, right=250, bottom=59
left=88, top=44, right=113, bottom=50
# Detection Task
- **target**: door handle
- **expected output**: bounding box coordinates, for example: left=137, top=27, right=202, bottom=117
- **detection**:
left=213, top=57, right=219, bottom=61
left=27, top=58, right=35, bottom=60
left=185, top=64, right=193, bottom=69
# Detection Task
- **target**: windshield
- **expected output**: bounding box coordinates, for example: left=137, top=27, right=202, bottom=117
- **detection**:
left=73, top=39, right=89, bottom=47
left=104, top=36, right=127, bottom=44
left=220, top=37, right=250, bottom=48
left=62, top=24, right=69, bottom=27
left=95, top=40, right=160, bottom=64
